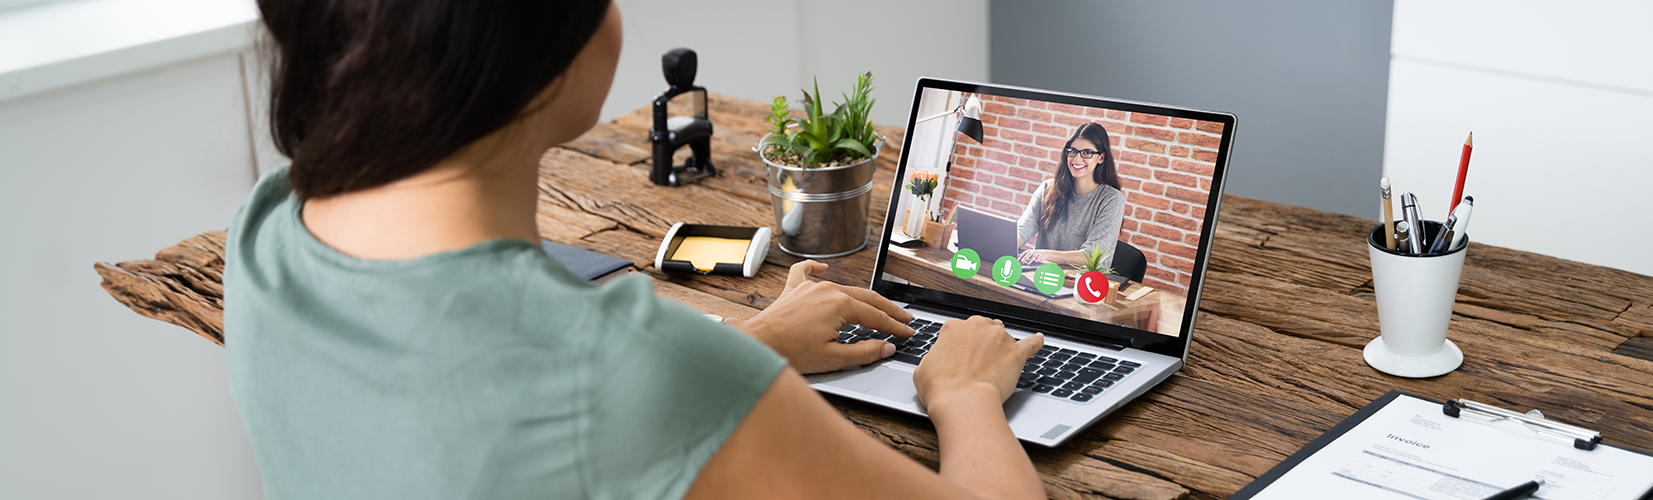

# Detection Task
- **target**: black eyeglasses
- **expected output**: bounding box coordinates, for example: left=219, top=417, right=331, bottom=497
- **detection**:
left=1064, top=147, right=1103, bottom=159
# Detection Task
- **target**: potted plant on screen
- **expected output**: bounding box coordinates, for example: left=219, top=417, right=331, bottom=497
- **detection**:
left=757, top=72, right=884, bottom=258
left=903, top=170, right=938, bottom=238
left=1072, top=243, right=1118, bottom=304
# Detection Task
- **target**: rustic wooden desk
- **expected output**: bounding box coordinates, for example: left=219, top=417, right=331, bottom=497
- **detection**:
left=96, top=93, right=1653, bottom=500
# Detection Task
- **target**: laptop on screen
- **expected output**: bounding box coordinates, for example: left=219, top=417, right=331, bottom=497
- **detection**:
left=803, top=77, right=1237, bottom=447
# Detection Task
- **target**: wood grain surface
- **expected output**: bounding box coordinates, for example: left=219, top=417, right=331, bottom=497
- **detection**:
left=95, top=93, right=1653, bottom=499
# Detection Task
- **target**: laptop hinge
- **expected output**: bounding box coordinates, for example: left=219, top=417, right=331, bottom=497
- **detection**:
left=905, top=300, right=1139, bottom=351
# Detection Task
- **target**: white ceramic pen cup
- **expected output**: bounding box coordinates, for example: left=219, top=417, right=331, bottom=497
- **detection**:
left=1364, top=221, right=1465, bottom=378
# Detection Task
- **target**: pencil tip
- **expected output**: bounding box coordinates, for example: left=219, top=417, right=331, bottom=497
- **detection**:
left=1466, top=132, right=1473, bottom=147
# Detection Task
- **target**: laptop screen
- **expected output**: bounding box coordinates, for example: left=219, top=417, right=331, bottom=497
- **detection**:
left=872, top=79, right=1234, bottom=354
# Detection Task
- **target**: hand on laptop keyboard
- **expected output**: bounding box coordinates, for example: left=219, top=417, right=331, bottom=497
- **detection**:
left=731, top=260, right=916, bottom=374
left=912, top=316, right=1045, bottom=406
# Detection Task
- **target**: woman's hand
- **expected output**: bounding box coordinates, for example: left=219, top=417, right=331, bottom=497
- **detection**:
left=1017, top=249, right=1050, bottom=265
left=913, top=317, right=1044, bottom=409
left=1020, top=248, right=1084, bottom=266
left=732, top=261, right=916, bottom=374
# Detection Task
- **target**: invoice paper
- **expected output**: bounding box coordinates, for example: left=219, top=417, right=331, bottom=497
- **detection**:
left=1251, top=394, right=1653, bottom=500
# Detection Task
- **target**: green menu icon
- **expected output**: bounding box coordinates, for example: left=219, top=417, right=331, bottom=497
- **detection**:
left=1034, top=263, right=1065, bottom=294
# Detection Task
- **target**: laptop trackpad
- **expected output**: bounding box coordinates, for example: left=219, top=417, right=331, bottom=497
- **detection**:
left=821, top=365, right=920, bottom=404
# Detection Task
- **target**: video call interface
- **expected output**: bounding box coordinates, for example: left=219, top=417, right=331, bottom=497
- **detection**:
left=881, top=88, right=1226, bottom=338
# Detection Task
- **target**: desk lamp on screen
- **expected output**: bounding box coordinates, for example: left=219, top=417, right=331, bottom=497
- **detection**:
left=913, top=93, right=984, bottom=217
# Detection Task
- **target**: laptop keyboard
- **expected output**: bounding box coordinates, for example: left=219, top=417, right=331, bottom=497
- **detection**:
left=836, top=318, right=1140, bottom=404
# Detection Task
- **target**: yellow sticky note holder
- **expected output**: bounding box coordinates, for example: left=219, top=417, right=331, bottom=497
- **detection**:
left=654, top=223, right=771, bottom=278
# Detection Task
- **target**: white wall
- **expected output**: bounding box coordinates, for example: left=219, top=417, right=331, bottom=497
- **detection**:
left=603, top=0, right=988, bottom=129
left=794, top=0, right=988, bottom=128
left=603, top=0, right=800, bottom=123
left=0, top=1, right=266, bottom=498
left=1384, top=0, right=1653, bottom=276
left=0, top=52, right=263, bottom=498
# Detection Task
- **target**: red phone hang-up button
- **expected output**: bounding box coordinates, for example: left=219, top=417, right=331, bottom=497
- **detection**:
left=1077, top=271, right=1108, bottom=304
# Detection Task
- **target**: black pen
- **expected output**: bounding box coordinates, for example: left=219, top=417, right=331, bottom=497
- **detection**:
left=1429, top=196, right=1471, bottom=254
left=1482, top=478, right=1543, bottom=500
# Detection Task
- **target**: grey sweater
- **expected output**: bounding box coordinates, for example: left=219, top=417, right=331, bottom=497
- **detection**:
left=1016, top=180, right=1126, bottom=268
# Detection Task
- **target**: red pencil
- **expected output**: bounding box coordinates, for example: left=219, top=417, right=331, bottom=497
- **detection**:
left=1450, top=132, right=1473, bottom=215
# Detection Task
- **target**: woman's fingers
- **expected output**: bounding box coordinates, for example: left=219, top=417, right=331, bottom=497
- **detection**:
left=783, top=260, right=829, bottom=292
left=836, top=286, right=915, bottom=326
left=1016, top=333, right=1045, bottom=358
left=842, top=297, right=914, bottom=338
left=833, top=338, right=896, bottom=367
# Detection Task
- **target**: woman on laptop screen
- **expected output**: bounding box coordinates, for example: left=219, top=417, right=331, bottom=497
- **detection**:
left=1015, top=122, right=1127, bottom=268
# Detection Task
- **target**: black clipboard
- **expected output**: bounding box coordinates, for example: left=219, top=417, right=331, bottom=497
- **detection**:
left=1230, top=390, right=1653, bottom=500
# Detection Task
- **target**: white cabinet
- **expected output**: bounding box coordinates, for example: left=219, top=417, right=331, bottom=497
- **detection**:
left=0, top=1, right=269, bottom=497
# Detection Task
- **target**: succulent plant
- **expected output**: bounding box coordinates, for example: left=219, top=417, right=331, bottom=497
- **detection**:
left=1074, top=243, right=1116, bottom=276
left=760, top=72, right=880, bottom=168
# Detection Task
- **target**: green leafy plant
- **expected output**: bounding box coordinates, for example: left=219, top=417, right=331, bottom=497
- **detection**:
left=767, top=95, right=791, bottom=136
left=1073, top=243, right=1117, bottom=276
left=761, top=72, right=881, bottom=167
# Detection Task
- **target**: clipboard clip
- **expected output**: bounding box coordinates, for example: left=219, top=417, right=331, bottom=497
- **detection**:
left=1442, top=399, right=1603, bottom=450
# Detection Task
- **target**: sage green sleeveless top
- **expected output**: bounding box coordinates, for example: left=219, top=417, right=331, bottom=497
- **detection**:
left=224, top=167, right=785, bottom=499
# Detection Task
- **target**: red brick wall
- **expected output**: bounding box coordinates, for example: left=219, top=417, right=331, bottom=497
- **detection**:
left=940, top=94, right=1225, bottom=295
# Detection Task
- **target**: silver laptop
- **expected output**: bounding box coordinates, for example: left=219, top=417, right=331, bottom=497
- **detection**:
left=805, top=77, right=1237, bottom=447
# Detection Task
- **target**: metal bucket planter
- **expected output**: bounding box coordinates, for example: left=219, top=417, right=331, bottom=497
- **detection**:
left=759, top=135, right=882, bottom=258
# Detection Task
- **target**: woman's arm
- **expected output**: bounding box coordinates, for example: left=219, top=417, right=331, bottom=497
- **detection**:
left=685, top=318, right=1046, bottom=500
left=1078, top=187, right=1128, bottom=269
left=916, top=317, right=1048, bottom=499
left=1018, top=248, right=1086, bottom=266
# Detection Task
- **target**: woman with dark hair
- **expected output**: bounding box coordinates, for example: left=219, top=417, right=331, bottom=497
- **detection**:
left=227, top=1, right=1046, bottom=499
left=1015, top=122, right=1127, bottom=268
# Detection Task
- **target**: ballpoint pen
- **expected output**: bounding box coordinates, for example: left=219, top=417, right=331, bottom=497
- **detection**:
left=1481, top=478, right=1542, bottom=500
left=1429, top=196, right=1471, bottom=254
left=1428, top=213, right=1457, bottom=254
left=1381, top=177, right=1396, bottom=250
left=1400, top=192, right=1425, bottom=255
left=1421, top=195, right=1474, bottom=253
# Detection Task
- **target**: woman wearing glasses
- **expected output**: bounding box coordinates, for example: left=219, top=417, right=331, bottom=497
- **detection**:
left=1015, top=122, right=1126, bottom=268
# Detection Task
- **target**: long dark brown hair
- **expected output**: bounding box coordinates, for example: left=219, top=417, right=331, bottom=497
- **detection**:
left=1037, top=122, right=1121, bottom=235
left=258, top=0, right=612, bottom=199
